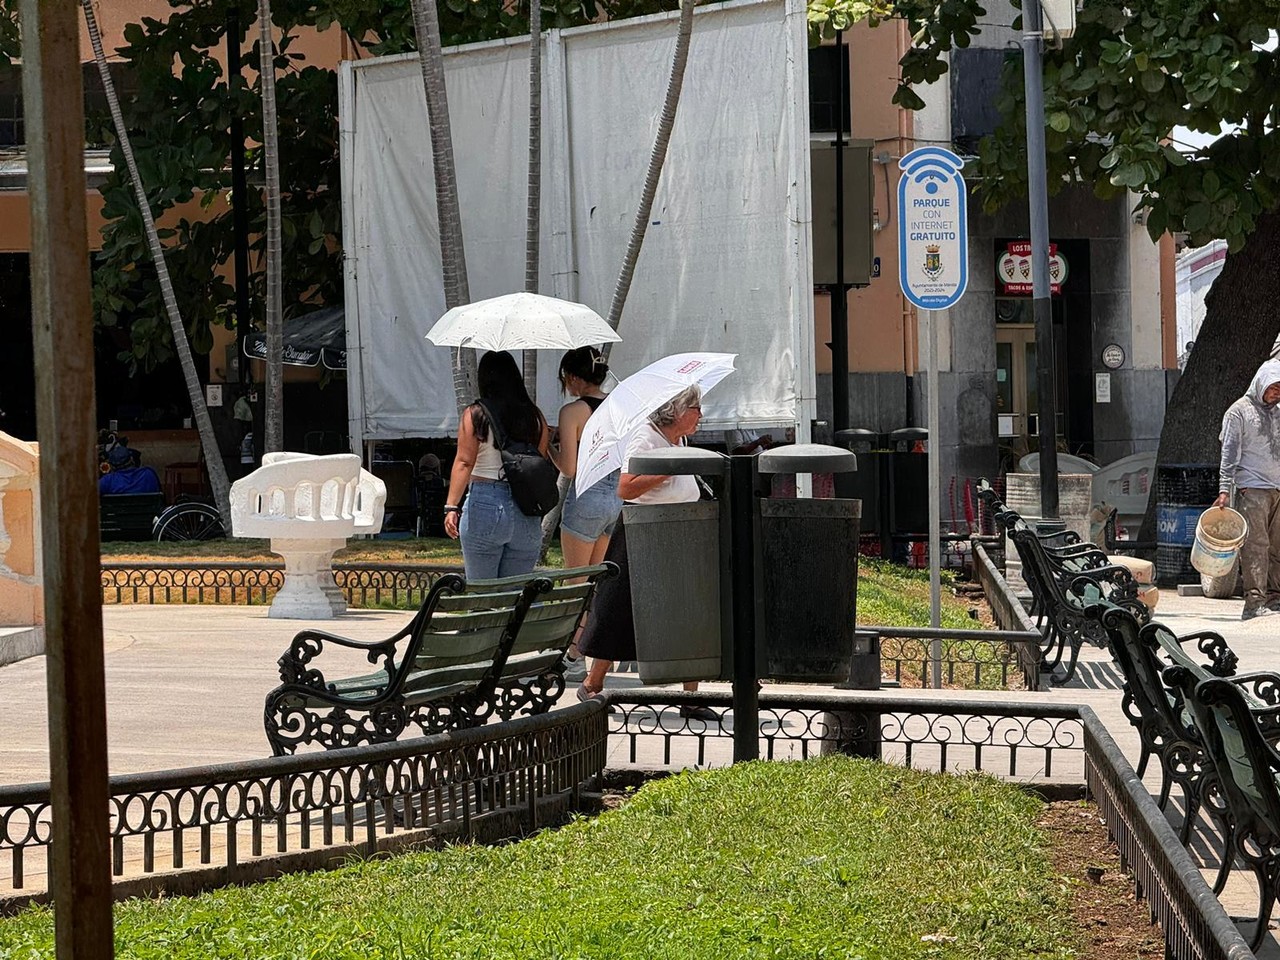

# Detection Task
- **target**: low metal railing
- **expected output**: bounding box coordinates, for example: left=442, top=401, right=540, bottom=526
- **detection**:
left=0, top=704, right=604, bottom=910
left=100, top=562, right=450, bottom=607
left=875, top=626, right=1041, bottom=690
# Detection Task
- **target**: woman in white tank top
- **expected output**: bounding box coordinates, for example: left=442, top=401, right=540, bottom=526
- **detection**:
left=443, top=352, right=550, bottom=579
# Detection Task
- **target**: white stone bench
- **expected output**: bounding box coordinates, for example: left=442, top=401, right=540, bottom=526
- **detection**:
left=0, top=432, right=44, bottom=665
left=230, top=453, right=387, bottom=619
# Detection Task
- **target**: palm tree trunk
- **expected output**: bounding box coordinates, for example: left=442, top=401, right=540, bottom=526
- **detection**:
left=409, top=0, right=479, bottom=408
left=80, top=0, right=232, bottom=528
left=603, top=0, right=696, bottom=359
left=522, top=0, right=543, bottom=396
left=257, top=0, right=284, bottom=452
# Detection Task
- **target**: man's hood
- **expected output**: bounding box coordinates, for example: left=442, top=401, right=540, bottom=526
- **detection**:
left=1248, top=358, right=1280, bottom=407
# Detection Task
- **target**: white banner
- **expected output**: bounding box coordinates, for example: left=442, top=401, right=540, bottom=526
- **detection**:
left=341, top=0, right=814, bottom=441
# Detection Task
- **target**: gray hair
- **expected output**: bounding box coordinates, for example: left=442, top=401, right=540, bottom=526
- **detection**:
left=649, top=385, right=702, bottom=427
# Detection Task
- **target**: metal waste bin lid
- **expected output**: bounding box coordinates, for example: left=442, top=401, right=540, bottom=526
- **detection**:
left=627, top=446, right=728, bottom=476
left=758, top=443, right=857, bottom=475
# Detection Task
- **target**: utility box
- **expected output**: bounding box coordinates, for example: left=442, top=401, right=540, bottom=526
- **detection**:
left=810, top=139, right=875, bottom=287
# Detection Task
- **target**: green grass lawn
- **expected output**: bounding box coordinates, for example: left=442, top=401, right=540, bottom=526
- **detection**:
left=0, top=758, right=1076, bottom=959
left=856, top=557, right=975, bottom=629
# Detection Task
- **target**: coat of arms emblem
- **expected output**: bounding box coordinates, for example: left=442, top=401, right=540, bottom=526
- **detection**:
left=923, top=244, right=943, bottom=280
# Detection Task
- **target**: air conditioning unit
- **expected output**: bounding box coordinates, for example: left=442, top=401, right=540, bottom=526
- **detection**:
left=1042, top=0, right=1076, bottom=39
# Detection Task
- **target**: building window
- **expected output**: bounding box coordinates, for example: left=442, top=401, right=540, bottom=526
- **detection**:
left=0, top=67, right=19, bottom=149
left=949, top=47, right=1009, bottom=156
left=809, top=44, right=851, bottom=135
left=0, top=63, right=137, bottom=150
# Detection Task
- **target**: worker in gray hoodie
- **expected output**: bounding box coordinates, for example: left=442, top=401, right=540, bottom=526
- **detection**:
left=1214, top=357, right=1280, bottom=619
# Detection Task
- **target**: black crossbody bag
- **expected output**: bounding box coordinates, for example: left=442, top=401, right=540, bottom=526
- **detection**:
left=477, top=401, right=560, bottom=517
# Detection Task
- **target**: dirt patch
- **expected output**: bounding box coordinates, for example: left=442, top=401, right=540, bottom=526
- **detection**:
left=1041, top=800, right=1166, bottom=959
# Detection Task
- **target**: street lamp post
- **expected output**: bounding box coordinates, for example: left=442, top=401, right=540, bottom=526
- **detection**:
left=1021, top=0, right=1060, bottom=525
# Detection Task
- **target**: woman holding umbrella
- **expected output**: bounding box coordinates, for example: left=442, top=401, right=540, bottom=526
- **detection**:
left=443, top=351, right=551, bottom=579
left=576, top=385, right=718, bottom=721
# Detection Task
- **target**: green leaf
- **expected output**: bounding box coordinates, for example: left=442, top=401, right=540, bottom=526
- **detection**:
left=1183, top=202, right=1212, bottom=233
left=1047, top=112, right=1071, bottom=133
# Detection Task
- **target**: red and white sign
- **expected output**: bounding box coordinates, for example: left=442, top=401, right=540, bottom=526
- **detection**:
left=997, top=241, right=1069, bottom=295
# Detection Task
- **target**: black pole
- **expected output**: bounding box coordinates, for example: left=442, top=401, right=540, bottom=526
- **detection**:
left=1022, top=0, right=1060, bottom=522
left=728, top=454, right=761, bottom=763
left=228, top=9, right=251, bottom=386
left=830, top=29, right=850, bottom=433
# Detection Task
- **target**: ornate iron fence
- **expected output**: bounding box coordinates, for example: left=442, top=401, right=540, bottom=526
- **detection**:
left=0, top=704, right=604, bottom=909
left=603, top=690, right=1082, bottom=782
left=0, top=691, right=1255, bottom=957
left=100, top=562, right=452, bottom=607
left=875, top=626, right=1041, bottom=690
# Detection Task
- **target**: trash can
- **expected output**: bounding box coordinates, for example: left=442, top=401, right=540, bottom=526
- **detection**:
left=888, top=427, right=929, bottom=533
left=757, top=445, right=862, bottom=684
left=623, top=447, right=729, bottom=684
left=887, top=427, right=928, bottom=565
left=834, top=428, right=882, bottom=538
left=759, top=498, right=861, bottom=682
left=1156, top=463, right=1219, bottom=586
left=625, top=501, right=722, bottom=683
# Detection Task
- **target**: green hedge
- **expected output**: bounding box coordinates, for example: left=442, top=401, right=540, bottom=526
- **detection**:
left=0, top=758, right=1077, bottom=959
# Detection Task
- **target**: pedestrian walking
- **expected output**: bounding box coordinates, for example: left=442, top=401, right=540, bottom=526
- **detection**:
left=444, top=351, right=551, bottom=580
left=1214, top=358, right=1280, bottom=620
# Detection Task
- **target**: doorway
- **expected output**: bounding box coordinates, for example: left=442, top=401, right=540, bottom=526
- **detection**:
left=994, top=297, right=1068, bottom=456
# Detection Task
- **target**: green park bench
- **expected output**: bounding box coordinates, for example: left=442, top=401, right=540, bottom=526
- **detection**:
left=1164, top=664, right=1280, bottom=952
left=99, top=492, right=166, bottom=542
left=1080, top=593, right=1235, bottom=843
left=264, top=563, right=615, bottom=756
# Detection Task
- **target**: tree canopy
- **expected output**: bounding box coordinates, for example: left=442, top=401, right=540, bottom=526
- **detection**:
left=893, top=0, right=1280, bottom=253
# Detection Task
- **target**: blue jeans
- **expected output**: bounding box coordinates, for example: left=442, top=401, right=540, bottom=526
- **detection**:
left=460, top=481, right=541, bottom=580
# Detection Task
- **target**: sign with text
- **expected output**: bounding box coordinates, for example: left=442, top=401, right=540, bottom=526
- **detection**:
left=897, top=147, right=969, bottom=311
left=997, top=241, right=1069, bottom=295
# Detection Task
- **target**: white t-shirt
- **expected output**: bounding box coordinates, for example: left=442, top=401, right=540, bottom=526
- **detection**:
left=623, top=424, right=700, bottom=504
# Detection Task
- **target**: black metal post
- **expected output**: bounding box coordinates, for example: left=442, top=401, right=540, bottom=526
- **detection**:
left=728, top=454, right=762, bottom=763
left=228, top=9, right=251, bottom=385
left=830, top=29, right=850, bottom=433
left=1022, top=0, right=1060, bottom=522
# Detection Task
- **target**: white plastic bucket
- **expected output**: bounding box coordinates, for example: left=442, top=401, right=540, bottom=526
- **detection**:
left=1190, top=507, right=1248, bottom=578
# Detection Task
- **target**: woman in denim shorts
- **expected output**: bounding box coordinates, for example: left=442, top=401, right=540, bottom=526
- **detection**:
left=552, top=347, right=622, bottom=567
left=550, top=348, right=622, bottom=666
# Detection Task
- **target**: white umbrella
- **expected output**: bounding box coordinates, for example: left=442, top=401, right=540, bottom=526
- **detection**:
left=425, top=292, right=622, bottom=351
left=575, top=352, right=737, bottom=496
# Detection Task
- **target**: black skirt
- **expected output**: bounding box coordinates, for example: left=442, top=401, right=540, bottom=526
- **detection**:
left=577, top=514, right=636, bottom=662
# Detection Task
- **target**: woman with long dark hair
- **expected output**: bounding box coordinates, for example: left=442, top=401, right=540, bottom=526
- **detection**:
left=444, top=351, right=550, bottom=579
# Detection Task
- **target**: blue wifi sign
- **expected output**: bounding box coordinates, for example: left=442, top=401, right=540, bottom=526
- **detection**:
left=897, top=147, right=969, bottom=311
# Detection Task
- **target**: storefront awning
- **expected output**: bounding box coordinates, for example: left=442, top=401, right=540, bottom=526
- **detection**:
left=243, top=306, right=346, bottom=371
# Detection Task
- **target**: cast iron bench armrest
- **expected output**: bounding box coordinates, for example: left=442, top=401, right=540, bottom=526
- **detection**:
left=277, top=630, right=402, bottom=688
left=1143, top=623, right=1238, bottom=678
left=1228, top=672, right=1280, bottom=708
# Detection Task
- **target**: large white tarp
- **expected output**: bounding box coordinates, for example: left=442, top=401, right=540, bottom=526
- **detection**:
left=341, top=0, right=814, bottom=440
